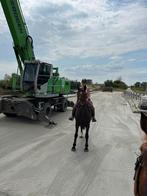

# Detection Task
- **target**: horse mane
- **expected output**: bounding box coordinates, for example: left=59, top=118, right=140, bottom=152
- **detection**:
left=140, top=112, right=147, bottom=134
left=75, top=86, right=92, bottom=124
left=76, top=85, right=88, bottom=104
left=140, top=142, right=147, bottom=165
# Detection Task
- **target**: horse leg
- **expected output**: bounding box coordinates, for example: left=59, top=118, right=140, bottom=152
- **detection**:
left=80, top=127, right=83, bottom=138
left=84, top=125, right=90, bottom=152
left=71, top=123, right=79, bottom=151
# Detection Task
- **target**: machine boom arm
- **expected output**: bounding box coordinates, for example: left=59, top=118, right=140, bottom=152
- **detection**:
left=0, top=0, right=35, bottom=74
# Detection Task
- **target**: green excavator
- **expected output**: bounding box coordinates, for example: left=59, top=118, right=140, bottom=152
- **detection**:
left=0, top=0, right=72, bottom=120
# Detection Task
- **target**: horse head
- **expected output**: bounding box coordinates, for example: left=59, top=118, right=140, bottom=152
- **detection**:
left=77, top=85, right=88, bottom=104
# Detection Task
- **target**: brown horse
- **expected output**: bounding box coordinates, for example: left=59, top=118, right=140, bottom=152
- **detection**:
left=134, top=142, right=147, bottom=196
left=134, top=111, right=147, bottom=196
left=71, top=86, right=93, bottom=152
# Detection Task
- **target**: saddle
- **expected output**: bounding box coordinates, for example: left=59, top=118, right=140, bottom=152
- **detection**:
left=76, top=100, right=93, bottom=111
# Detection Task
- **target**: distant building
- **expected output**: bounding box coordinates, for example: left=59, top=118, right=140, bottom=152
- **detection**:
left=82, top=79, right=93, bottom=85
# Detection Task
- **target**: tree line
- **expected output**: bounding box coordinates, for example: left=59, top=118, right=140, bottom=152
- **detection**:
left=131, top=82, right=147, bottom=92
left=104, top=80, right=128, bottom=89
left=0, top=74, right=146, bottom=92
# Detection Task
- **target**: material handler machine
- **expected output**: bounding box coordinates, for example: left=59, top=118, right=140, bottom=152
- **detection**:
left=0, top=0, right=72, bottom=120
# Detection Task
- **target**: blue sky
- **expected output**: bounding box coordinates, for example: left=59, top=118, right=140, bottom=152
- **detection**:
left=0, top=0, right=147, bottom=85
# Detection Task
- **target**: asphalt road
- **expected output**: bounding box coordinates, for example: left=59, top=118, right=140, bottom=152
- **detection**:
left=0, top=92, right=142, bottom=196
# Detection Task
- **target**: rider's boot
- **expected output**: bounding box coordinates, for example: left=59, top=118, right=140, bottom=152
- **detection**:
left=69, top=116, right=74, bottom=121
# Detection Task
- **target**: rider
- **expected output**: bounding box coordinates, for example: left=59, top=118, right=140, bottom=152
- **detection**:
left=69, top=80, right=96, bottom=122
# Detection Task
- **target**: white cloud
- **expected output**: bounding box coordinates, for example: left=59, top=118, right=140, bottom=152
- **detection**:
left=0, top=0, right=147, bottom=83
left=27, top=0, right=147, bottom=60
left=110, top=56, right=122, bottom=60
left=0, top=6, right=8, bottom=34
left=0, top=61, right=17, bottom=79
left=1, top=0, right=147, bottom=60
left=61, top=62, right=147, bottom=85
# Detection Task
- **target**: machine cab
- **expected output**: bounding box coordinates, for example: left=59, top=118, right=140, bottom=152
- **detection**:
left=22, top=61, right=53, bottom=94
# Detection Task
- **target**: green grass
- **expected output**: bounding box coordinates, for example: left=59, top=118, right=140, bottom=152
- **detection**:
left=131, top=87, right=146, bottom=93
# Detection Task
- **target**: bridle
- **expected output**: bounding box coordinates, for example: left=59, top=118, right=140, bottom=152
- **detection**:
left=134, top=152, right=145, bottom=196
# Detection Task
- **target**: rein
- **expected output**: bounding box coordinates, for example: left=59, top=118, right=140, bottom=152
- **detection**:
left=134, top=154, right=144, bottom=195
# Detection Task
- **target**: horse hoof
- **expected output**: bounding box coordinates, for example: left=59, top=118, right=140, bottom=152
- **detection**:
left=71, top=147, right=76, bottom=152
left=79, top=136, right=83, bottom=138
left=84, top=148, right=89, bottom=152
